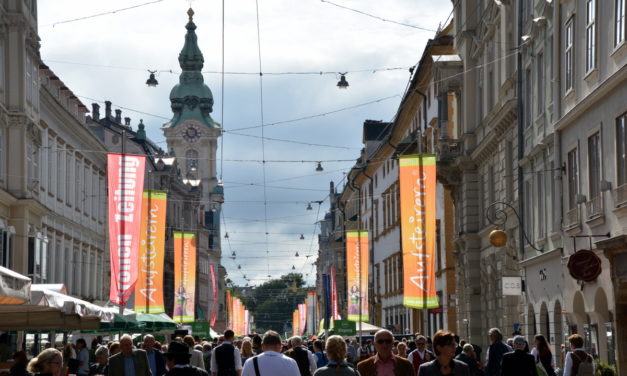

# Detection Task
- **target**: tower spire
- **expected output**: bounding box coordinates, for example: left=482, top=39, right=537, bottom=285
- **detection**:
left=164, top=8, right=219, bottom=129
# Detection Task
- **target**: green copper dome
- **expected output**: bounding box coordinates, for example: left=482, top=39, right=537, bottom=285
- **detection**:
left=164, top=8, right=220, bottom=129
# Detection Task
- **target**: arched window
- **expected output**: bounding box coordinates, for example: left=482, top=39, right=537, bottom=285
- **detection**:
left=185, top=149, right=198, bottom=172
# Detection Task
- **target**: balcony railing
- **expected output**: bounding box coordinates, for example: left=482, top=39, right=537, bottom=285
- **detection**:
left=585, top=196, right=604, bottom=219
left=613, top=183, right=627, bottom=208
left=565, top=206, right=580, bottom=230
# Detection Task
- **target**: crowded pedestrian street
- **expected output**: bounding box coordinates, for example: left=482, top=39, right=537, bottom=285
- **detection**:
left=0, top=0, right=625, bottom=375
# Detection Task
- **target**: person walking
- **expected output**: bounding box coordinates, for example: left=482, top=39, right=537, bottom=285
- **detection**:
left=530, top=335, right=556, bottom=376
left=144, top=335, right=167, bottom=376
left=241, top=341, right=254, bottom=365
left=210, top=330, right=242, bottom=376
left=357, top=329, right=414, bottom=376
left=76, top=338, right=90, bottom=376
left=500, top=336, right=537, bottom=376
left=88, top=346, right=110, bottom=376
left=345, top=339, right=357, bottom=365
left=184, top=336, right=206, bottom=370
left=312, top=340, right=328, bottom=368
left=563, top=334, right=594, bottom=376
left=312, top=335, right=359, bottom=376
left=107, top=334, right=152, bottom=376
left=455, top=344, right=481, bottom=376
left=27, top=348, right=63, bottom=376
left=285, top=336, right=317, bottom=376
left=484, top=328, right=511, bottom=376
left=407, top=335, right=434, bottom=374
left=164, top=342, right=209, bottom=376
left=241, top=331, right=300, bottom=376
left=9, top=351, right=29, bottom=376
left=416, top=330, right=469, bottom=376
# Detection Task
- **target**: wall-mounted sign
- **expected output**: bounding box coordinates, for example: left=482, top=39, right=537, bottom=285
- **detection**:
left=502, top=276, right=523, bottom=296
left=567, top=249, right=602, bottom=282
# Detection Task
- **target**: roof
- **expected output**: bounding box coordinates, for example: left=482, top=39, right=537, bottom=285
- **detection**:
left=362, top=120, right=392, bottom=142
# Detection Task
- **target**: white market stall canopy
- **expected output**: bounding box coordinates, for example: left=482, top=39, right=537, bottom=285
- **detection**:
left=0, top=266, right=31, bottom=305
left=0, top=284, right=113, bottom=331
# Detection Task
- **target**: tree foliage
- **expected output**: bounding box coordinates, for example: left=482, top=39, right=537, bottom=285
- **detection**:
left=236, top=273, right=309, bottom=333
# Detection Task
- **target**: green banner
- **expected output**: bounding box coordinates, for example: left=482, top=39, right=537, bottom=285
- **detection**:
left=333, top=320, right=356, bottom=336
left=190, top=321, right=209, bottom=337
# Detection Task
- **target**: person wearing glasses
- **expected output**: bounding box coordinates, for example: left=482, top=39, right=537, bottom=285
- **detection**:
left=356, top=330, right=414, bottom=376
left=26, top=348, right=63, bottom=376
left=416, top=330, right=470, bottom=376
left=407, top=335, right=434, bottom=373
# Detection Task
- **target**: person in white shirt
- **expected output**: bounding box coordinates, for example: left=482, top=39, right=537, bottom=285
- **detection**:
left=184, top=335, right=207, bottom=370
left=563, top=334, right=595, bottom=376
left=242, top=331, right=300, bottom=376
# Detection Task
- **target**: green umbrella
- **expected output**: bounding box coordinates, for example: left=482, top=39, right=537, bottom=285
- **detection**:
left=98, top=313, right=144, bottom=332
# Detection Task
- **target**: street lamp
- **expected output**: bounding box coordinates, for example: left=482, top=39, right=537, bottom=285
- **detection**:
left=316, top=162, right=324, bottom=172
left=146, top=70, right=159, bottom=87
left=337, top=73, right=349, bottom=89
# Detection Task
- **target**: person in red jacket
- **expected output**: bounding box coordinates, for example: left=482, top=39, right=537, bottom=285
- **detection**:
left=407, top=335, right=434, bottom=375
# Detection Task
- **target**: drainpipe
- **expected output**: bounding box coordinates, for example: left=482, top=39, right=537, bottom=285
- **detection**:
left=517, top=0, right=525, bottom=260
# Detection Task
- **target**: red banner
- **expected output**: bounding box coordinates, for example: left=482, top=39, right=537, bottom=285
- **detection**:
left=330, top=265, right=340, bottom=320
left=107, top=153, right=146, bottom=306
left=299, top=303, right=307, bottom=335
left=244, top=309, right=250, bottom=335
left=210, top=264, right=217, bottom=327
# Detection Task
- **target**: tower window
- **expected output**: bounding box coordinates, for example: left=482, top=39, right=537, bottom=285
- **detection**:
left=186, top=149, right=198, bottom=173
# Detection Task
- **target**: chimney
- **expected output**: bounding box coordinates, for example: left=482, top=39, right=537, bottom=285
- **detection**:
left=124, top=117, right=131, bottom=126
left=115, top=109, right=122, bottom=124
left=91, top=103, right=100, bottom=120
left=105, top=101, right=112, bottom=119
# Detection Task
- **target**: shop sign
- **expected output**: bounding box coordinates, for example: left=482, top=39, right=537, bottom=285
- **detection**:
left=333, top=320, right=356, bottom=336
left=567, top=249, right=602, bottom=282
left=502, top=276, right=522, bottom=296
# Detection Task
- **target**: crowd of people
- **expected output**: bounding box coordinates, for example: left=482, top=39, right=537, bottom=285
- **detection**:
left=3, top=327, right=595, bottom=376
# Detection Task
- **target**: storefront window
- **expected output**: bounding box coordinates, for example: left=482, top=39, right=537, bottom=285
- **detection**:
left=606, top=316, right=616, bottom=365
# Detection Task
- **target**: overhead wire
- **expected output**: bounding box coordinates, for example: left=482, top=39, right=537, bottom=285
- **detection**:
left=41, top=0, right=167, bottom=27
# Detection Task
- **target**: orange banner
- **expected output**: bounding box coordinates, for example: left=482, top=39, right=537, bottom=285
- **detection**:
left=173, top=232, right=197, bottom=322
left=226, top=290, right=233, bottom=329
left=399, top=155, right=438, bottom=308
left=135, top=191, right=167, bottom=313
left=346, top=231, right=369, bottom=321
left=293, top=309, right=299, bottom=336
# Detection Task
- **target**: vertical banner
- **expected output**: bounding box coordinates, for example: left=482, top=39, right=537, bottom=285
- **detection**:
left=226, top=290, right=233, bottom=329
left=107, top=153, right=146, bottom=306
left=399, top=155, right=438, bottom=308
left=233, top=298, right=239, bottom=335
left=330, top=265, right=340, bottom=320
left=346, top=231, right=369, bottom=321
left=173, top=232, right=197, bottom=322
left=209, top=264, right=217, bottom=327
left=293, top=310, right=299, bottom=336
left=307, top=292, right=316, bottom=335
left=299, top=303, right=307, bottom=335
left=135, top=190, right=167, bottom=313
left=322, top=274, right=331, bottom=330
left=244, top=309, right=250, bottom=335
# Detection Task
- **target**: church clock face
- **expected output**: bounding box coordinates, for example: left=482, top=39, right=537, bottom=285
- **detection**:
left=182, top=122, right=201, bottom=143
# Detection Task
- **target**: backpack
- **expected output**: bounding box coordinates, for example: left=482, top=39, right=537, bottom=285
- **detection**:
left=572, top=350, right=593, bottom=376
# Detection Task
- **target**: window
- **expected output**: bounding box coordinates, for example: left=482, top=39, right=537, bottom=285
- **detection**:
left=0, top=127, right=4, bottom=181
left=537, top=53, right=544, bottom=115
left=0, top=39, right=4, bottom=97
left=185, top=149, right=198, bottom=173
left=488, top=69, right=495, bottom=109
left=25, top=56, right=32, bottom=104
left=537, top=170, right=546, bottom=239
left=506, top=141, right=514, bottom=200
left=66, top=152, right=72, bottom=206
left=617, top=113, right=627, bottom=186
left=75, top=158, right=82, bottom=212
left=615, top=0, right=625, bottom=47
left=565, top=19, right=574, bottom=91
left=588, top=132, right=602, bottom=198
left=525, top=180, right=534, bottom=241
left=26, top=141, right=39, bottom=189
left=568, top=149, right=579, bottom=209
left=586, top=0, right=596, bottom=72
left=477, top=67, right=484, bottom=122
left=57, top=147, right=64, bottom=201
left=525, top=68, right=532, bottom=127
left=48, top=137, right=55, bottom=195
left=0, top=230, right=11, bottom=268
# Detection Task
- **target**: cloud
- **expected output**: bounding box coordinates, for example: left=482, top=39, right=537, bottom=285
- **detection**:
left=38, top=0, right=452, bottom=286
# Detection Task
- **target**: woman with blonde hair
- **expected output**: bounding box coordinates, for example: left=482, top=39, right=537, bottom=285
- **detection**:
left=241, top=340, right=254, bottom=364
left=313, top=335, right=360, bottom=376
left=27, top=348, right=63, bottom=376
left=397, top=342, right=408, bottom=358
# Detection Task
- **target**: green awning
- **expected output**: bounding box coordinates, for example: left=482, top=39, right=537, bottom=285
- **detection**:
left=136, top=313, right=178, bottom=331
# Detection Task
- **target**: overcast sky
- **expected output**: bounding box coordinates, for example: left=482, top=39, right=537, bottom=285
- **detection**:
left=38, top=0, right=453, bottom=287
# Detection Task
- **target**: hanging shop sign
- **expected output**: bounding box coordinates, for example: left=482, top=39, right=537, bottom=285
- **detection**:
left=567, top=250, right=602, bottom=282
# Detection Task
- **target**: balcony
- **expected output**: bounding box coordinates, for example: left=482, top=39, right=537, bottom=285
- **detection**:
left=585, top=196, right=604, bottom=227
left=564, top=206, right=581, bottom=234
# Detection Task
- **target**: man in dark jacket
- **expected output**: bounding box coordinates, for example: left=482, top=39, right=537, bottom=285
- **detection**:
left=144, top=334, right=167, bottom=376
left=455, top=344, right=480, bottom=376
left=485, top=328, right=511, bottom=376
left=285, top=336, right=316, bottom=376
left=210, top=330, right=242, bottom=376
left=164, top=342, right=209, bottom=376
left=500, top=336, right=537, bottom=376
